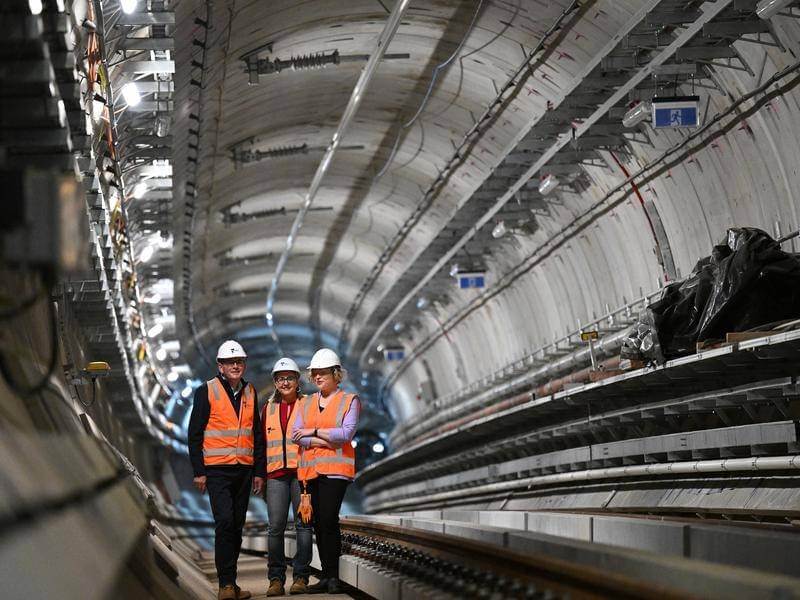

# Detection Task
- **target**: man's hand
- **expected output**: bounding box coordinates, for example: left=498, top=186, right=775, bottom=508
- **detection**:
left=252, top=476, right=265, bottom=495
left=193, top=475, right=207, bottom=494
left=291, top=428, right=314, bottom=442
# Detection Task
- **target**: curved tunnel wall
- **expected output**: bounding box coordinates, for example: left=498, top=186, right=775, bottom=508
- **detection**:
left=387, top=16, right=800, bottom=422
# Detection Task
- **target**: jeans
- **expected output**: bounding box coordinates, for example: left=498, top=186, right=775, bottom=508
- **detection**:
left=308, top=476, right=350, bottom=580
left=206, top=466, right=252, bottom=587
left=266, top=474, right=312, bottom=582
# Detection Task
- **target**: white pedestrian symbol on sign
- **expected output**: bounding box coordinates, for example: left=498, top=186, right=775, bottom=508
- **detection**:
left=670, top=109, right=683, bottom=125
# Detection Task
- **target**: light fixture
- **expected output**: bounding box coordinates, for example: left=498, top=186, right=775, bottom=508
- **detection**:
left=538, top=173, right=559, bottom=196
left=449, top=263, right=460, bottom=278
left=139, top=244, right=155, bottom=263
left=372, top=442, right=385, bottom=453
left=622, top=100, right=650, bottom=128
left=131, top=181, right=148, bottom=199
left=120, top=0, right=137, bottom=14
left=29, top=0, right=43, bottom=14
left=491, top=221, right=507, bottom=239
left=376, top=344, right=385, bottom=352
left=392, top=322, right=404, bottom=333
left=167, top=371, right=179, bottom=382
left=121, top=82, right=141, bottom=106
left=351, top=439, right=358, bottom=448
left=154, top=115, right=170, bottom=137
left=181, top=385, right=193, bottom=399
left=156, top=347, right=167, bottom=361
left=142, top=292, right=161, bottom=304
left=147, top=323, right=164, bottom=338
left=416, top=296, right=429, bottom=310
left=756, top=0, right=793, bottom=19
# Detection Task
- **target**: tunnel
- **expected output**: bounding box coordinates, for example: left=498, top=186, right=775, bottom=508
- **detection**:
left=2, top=0, right=800, bottom=598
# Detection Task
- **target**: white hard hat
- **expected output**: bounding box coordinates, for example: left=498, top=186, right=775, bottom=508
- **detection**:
left=216, top=340, right=247, bottom=360
left=308, top=348, right=342, bottom=370
left=272, top=357, right=300, bottom=375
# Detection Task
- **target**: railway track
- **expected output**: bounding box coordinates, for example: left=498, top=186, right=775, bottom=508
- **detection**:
left=338, top=516, right=800, bottom=599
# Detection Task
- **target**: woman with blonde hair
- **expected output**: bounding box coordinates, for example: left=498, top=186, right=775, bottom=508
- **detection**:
left=291, top=348, right=360, bottom=594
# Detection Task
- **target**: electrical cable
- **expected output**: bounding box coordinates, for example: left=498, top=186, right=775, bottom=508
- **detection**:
left=373, top=0, right=485, bottom=181
left=0, top=467, right=128, bottom=538
left=0, top=291, right=60, bottom=399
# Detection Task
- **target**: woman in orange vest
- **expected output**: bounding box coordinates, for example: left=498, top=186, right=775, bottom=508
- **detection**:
left=262, top=357, right=312, bottom=596
left=291, top=348, right=359, bottom=595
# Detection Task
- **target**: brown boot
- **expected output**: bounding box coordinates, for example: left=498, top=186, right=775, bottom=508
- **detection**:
left=266, top=578, right=285, bottom=597
left=218, top=584, right=236, bottom=600
left=289, top=578, right=308, bottom=595
left=235, top=584, right=252, bottom=599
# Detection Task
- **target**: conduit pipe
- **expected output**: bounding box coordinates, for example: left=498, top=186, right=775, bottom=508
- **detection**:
left=391, top=328, right=629, bottom=450
left=368, top=455, right=800, bottom=512
left=264, top=0, right=412, bottom=350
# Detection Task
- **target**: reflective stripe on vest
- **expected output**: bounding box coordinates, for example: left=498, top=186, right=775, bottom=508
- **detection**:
left=263, top=397, right=302, bottom=473
left=297, top=390, right=356, bottom=481
left=202, top=378, right=255, bottom=466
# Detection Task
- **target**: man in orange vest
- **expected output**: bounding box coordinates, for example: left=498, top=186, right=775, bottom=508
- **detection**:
left=262, top=357, right=312, bottom=596
left=189, top=340, right=266, bottom=600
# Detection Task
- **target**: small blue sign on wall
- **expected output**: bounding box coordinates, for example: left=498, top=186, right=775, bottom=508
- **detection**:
left=383, top=348, right=405, bottom=361
left=457, top=271, right=486, bottom=289
left=652, top=96, right=700, bottom=128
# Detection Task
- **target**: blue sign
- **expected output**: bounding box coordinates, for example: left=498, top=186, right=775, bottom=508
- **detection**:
left=457, top=272, right=486, bottom=289
left=652, top=96, right=700, bottom=129
left=383, top=348, right=405, bottom=361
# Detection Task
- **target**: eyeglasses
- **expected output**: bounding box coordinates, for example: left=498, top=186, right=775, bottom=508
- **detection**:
left=219, top=358, right=245, bottom=366
left=275, top=375, right=298, bottom=383
left=310, top=369, right=334, bottom=378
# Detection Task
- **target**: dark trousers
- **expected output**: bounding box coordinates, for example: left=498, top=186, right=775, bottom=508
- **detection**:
left=308, top=476, right=349, bottom=580
left=206, top=466, right=252, bottom=586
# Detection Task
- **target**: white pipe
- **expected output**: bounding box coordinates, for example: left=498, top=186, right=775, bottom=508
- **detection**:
left=366, top=455, right=800, bottom=512
left=264, top=0, right=413, bottom=350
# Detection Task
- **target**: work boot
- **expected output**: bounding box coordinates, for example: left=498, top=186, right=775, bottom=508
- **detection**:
left=218, top=584, right=236, bottom=600
left=266, top=578, right=285, bottom=597
left=289, top=577, right=308, bottom=595
left=327, top=578, right=343, bottom=594
left=235, top=584, right=252, bottom=599
left=305, top=578, right=329, bottom=594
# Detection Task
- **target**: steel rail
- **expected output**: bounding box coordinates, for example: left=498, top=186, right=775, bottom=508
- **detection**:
left=341, top=518, right=695, bottom=600
left=264, top=0, right=413, bottom=352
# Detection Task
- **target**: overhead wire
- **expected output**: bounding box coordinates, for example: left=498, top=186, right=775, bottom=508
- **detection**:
left=373, top=0, right=485, bottom=181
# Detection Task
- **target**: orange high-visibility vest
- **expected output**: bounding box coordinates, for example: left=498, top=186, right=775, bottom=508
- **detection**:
left=202, top=377, right=255, bottom=466
left=262, top=396, right=303, bottom=473
left=297, top=390, right=356, bottom=481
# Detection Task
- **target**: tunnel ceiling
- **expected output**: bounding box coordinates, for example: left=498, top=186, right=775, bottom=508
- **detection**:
left=149, top=0, right=800, bottom=407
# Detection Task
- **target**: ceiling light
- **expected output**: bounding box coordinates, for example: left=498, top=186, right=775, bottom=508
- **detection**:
left=29, top=0, right=43, bottom=14
left=131, top=181, right=148, bottom=199
left=372, top=442, right=385, bottom=453
left=147, top=323, right=164, bottom=338
left=121, top=82, right=141, bottom=106
left=538, top=173, right=559, bottom=196
left=167, top=371, right=179, bottom=382
left=120, top=0, right=137, bottom=14
left=756, top=0, right=793, bottom=19
left=154, top=115, right=170, bottom=137
left=139, top=244, right=155, bottom=263
left=156, top=347, right=167, bottom=361
left=392, top=322, right=404, bottom=333
left=181, top=385, right=193, bottom=399
left=416, top=297, right=429, bottom=310
left=622, top=100, right=650, bottom=128
left=142, top=292, right=161, bottom=304
left=449, top=263, right=459, bottom=278
left=491, top=221, right=507, bottom=239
